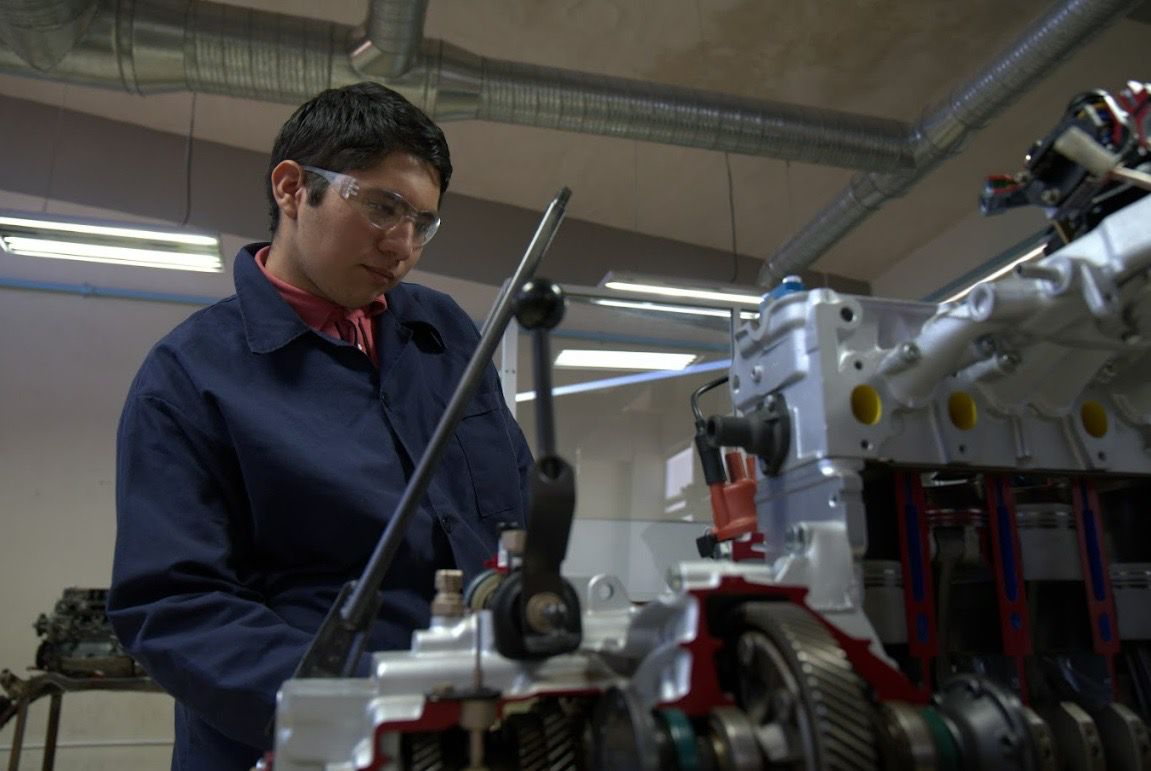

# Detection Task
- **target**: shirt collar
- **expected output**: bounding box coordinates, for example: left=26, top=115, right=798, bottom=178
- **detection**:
left=253, top=245, right=387, bottom=331
left=233, top=243, right=443, bottom=354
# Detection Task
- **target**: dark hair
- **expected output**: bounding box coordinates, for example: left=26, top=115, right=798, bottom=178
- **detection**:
left=266, top=82, right=452, bottom=233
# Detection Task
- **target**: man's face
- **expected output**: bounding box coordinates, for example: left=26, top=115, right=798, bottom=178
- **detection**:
left=275, top=152, right=441, bottom=309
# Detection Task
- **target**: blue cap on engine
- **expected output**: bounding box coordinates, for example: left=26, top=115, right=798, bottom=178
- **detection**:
left=768, top=275, right=805, bottom=300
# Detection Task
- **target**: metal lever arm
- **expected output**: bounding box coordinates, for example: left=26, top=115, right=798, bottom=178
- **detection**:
left=492, top=279, right=582, bottom=659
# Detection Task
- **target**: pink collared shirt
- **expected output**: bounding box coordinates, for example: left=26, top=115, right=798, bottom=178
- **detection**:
left=255, top=245, right=387, bottom=366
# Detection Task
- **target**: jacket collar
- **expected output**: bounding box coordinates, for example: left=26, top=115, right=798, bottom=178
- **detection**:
left=234, top=243, right=444, bottom=354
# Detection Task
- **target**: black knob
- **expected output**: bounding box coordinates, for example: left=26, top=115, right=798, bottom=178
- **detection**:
left=515, top=279, right=566, bottom=330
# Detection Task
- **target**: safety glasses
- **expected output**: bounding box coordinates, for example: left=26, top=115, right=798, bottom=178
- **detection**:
left=301, top=165, right=441, bottom=247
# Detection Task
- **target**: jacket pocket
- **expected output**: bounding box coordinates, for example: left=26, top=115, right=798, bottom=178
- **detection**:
left=455, top=389, right=522, bottom=519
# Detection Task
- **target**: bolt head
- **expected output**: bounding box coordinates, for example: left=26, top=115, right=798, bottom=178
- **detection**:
left=525, top=591, right=567, bottom=633
left=542, top=601, right=567, bottom=624
left=435, top=569, right=464, bottom=593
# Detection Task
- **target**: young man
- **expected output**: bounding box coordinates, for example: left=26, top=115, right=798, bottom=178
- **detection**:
left=108, top=82, right=533, bottom=770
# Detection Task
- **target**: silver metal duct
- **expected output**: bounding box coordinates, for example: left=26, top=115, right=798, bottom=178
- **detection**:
left=350, top=0, right=427, bottom=79
left=0, top=0, right=915, bottom=173
left=758, top=0, right=1140, bottom=286
left=0, top=0, right=1133, bottom=262
left=475, top=58, right=912, bottom=172
left=0, top=0, right=96, bottom=70
left=0, top=0, right=346, bottom=101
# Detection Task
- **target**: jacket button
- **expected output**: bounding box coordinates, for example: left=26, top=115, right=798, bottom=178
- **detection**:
left=440, top=516, right=455, bottom=533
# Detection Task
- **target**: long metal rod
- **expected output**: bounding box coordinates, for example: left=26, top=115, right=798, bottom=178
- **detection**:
left=341, top=187, right=571, bottom=630
left=8, top=701, right=28, bottom=771
left=41, top=693, right=62, bottom=771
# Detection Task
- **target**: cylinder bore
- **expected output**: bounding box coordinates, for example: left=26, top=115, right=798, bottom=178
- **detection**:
left=851, top=384, right=883, bottom=425
left=1081, top=400, right=1109, bottom=438
left=948, top=392, right=978, bottom=431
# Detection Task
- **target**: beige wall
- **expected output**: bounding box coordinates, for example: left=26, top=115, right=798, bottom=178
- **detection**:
left=0, top=286, right=186, bottom=766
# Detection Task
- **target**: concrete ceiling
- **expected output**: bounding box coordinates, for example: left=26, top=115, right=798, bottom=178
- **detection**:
left=0, top=0, right=1145, bottom=296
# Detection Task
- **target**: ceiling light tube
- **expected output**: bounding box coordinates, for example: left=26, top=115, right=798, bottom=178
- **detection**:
left=0, top=215, right=219, bottom=245
left=6, top=249, right=223, bottom=273
left=0, top=210, right=223, bottom=273
left=599, top=271, right=765, bottom=305
left=592, top=298, right=757, bottom=320
left=555, top=349, right=698, bottom=370
left=3, top=237, right=221, bottom=267
left=517, top=357, right=731, bottom=402
left=602, top=280, right=762, bottom=305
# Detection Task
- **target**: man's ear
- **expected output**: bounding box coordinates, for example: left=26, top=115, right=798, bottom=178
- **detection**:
left=270, top=161, right=307, bottom=221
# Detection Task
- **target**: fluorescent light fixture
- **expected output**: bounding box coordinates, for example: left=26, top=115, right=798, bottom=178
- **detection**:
left=600, top=272, right=763, bottom=305
left=0, top=212, right=223, bottom=273
left=942, top=245, right=1046, bottom=304
left=555, top=348, right=698, bottom=370
left=592, top=298, right=758, bottom=321
left=604, top=280, right=762, bottom=304
left=516, top=357, right=731, bottom=402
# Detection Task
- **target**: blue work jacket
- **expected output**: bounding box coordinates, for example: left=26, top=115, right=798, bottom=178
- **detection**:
left=108, top=244, right=532, bottom=770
